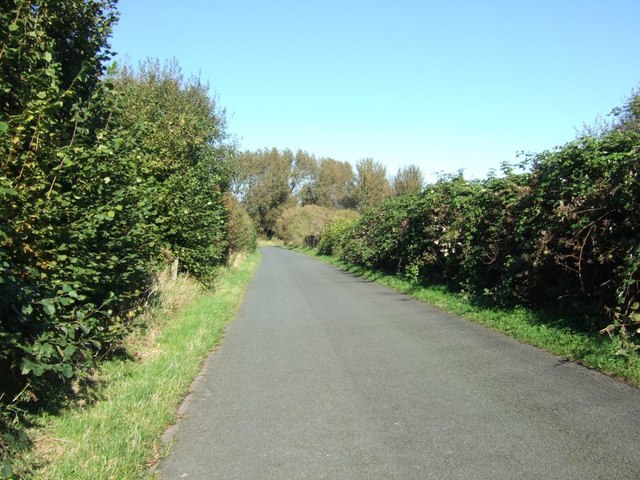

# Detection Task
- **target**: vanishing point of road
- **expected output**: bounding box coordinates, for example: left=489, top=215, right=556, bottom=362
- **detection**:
left=160, top=247, right=640, bottom=479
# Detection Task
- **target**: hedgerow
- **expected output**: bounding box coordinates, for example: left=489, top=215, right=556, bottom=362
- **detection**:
left=225, top=193, right=257, bottom=254
left=110, top=60, right=232, bottom=285
left=316, top=216, right=359, bottom=257
left=0, top=1, right=240, bottom=473
left=330, top=91, right=640, bottom=345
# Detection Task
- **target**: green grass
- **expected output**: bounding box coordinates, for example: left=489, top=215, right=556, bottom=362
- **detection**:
left=295, top=247, right=640, bottom=387
left=20, top=250, right=260, bottom=480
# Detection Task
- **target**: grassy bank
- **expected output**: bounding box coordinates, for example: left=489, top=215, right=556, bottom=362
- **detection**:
left=18, top=251, right=260, bottom=479
left=295, top=247, right=640, bottom=387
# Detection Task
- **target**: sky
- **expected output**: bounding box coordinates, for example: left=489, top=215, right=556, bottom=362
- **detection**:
left=110, top=0, right=640, bottom=182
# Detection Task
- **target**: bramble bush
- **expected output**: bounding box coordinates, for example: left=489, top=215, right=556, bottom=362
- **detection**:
left=329, top=91, right=640, bottom=344
left=316, top=216, right=360, bottom=257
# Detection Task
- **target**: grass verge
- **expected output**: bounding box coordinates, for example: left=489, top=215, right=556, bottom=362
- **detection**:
left=19, top=250, right=260, bottom=479
left=294, top=247, right=640, bottom=387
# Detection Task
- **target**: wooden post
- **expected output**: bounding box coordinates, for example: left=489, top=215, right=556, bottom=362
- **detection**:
left=171, top=257, right=179, bottom=282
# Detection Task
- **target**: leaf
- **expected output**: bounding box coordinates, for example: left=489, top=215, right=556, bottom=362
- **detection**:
left=36, top=91, right=47, bottom=99
left=20, top=358, right=44, bottom=376
left=17, top=430, right=30, bottom=449
left=1, top=458, right=13, bottom=478
left=0, top=187, right=18, bottom=196
left=8, top=23, right=18, bottom=32
left=0, top=121, right=8, bottom=133
left=43, top=51, right=52, bottom=62
left=63, top=345, right=77, bottom=358
left=60, top=363, right=73, bottom=378
left=41, top=302, right=56, bottom=316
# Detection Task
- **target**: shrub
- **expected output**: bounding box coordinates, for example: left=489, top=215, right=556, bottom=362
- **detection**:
left=274, top=205, right=358, bottom=248
left=317, top=215, right=360, bottom=257
left=225, top=194, right=257, bottom=254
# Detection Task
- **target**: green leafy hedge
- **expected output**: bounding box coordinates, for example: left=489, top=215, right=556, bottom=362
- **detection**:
left=330, top=92, right=640, bottom=339
left=225, top=193, right=257, bottom=254
left=0, top=1, right=236, bottom=469
left=316, top=216, right=360, bottom=257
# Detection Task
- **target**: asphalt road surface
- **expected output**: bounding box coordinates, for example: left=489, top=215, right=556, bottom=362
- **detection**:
left=160, top=247, right=640, bottom=479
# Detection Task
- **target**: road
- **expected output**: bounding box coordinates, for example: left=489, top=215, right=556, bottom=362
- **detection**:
left=160, top=247, right=640, bottom=479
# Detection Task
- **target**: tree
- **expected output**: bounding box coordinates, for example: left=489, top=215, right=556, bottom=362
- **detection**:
left=232, top=148, right=296, bottom=236
left=348, top=158, right=392, bottom=211
left=392, top=164, right=424, bottom=196
left=300, top=158, right=354, bottom=208
left=291, top=149, right=317, bottom=195
left=111, top=59, right=231, bottom=283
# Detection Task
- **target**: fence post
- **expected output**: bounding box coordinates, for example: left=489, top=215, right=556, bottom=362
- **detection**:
left=171, top=257, right=179, bottom=282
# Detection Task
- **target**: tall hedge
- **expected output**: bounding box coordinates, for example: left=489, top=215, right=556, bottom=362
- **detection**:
left=110, top=60, right=231, bottom=284
left=0, top=2, right=233, bottom=463
left=331, top=92, right=640, bottom=335
left=1, top=0, right=125, bottom=397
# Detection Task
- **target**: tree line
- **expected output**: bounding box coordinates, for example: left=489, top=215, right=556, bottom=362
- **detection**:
left=231, top=148, right=425, bottom=237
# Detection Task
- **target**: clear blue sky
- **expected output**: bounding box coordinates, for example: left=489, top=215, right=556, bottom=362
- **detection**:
left=110, top=0, right=640, bottom=181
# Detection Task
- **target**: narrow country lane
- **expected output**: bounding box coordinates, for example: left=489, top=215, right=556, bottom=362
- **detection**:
left=160, top=247, right=640, bottom=479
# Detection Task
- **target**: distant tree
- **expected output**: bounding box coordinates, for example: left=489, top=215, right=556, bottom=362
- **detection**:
left=392, top=164, right=425, bottom=196
left=348, top=158, right=392, bottom=211
left=232, top=148, right=296, bottom=236
left=300, top=158, right=354, bottom=208
left=274, top=205, right=360, bottom=247
left=291, top=149, right=317, bottom=195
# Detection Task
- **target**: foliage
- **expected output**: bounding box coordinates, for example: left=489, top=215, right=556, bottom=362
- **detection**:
left=232, top=150, right=397, bottom=233
left=274, top=205, right=358, bottom=247
left=110, top=60, right=231, bottom=285
left=299, top=158, right=354, bottom=208
left=230, top=148, right=297, bottom=236
left=328, top=92, right=640, bottom=347
left=392, top=164, right=424, bottom=196
left=0, top=0, right=120, bottom=470
left=316, top=216, right=360, bottom=257
left=0, top=3, right=231, bottom=472
left=225, top=194, right=257, bottom=254
left=347, top=158, right=392, bottom=212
